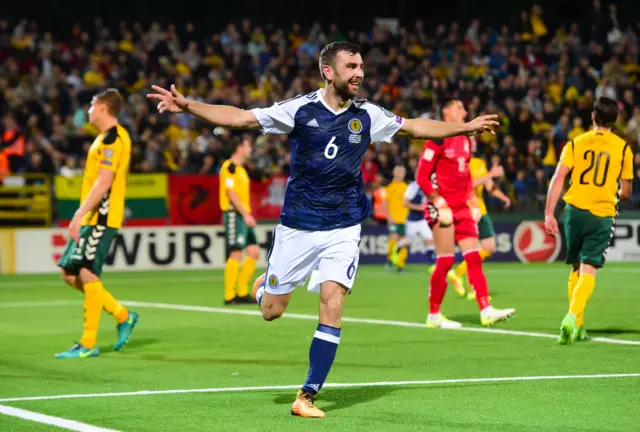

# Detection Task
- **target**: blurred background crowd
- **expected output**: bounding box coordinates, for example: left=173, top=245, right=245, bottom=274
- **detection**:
left=2, top=0, right=640, bottom=212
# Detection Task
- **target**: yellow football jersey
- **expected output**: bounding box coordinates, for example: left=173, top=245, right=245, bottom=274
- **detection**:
left=386, top=181, right=409, bottom=224
left=219, top=159, right=251, bottom=212
left=81, top=124, right=131, bottom=228
left=560, top=130, right=634, bottom=217
left=469, top=157, right=488, bottom=216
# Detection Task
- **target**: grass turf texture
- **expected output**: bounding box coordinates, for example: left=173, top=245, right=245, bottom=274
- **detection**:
left=1, top=262, right=639, bottom=431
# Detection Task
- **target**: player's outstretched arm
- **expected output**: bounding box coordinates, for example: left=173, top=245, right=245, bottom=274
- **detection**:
left=472, top=165, right=504, bottom=187
left=489, top=185, right=512, bottom=209
left=147, top=85, right=260, bottom=129
left=402, top=183, right=426, bottom=211
left=403, top=197, right=425, bottom=212
left=400, top=115, right=499, bottom=139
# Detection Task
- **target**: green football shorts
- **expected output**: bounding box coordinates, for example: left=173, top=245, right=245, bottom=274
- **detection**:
left=57, top=225, right=119, bottom=276
left=388, top=223, right=406, bottom=236
left=223, top=211, right=258, bottom=251
left=564, top=204, right=614, bottom=268
left=477, top=214, right=496, bottom=240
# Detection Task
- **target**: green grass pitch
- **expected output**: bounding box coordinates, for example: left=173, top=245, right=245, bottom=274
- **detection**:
left=1, top=262, right=639, bottom=431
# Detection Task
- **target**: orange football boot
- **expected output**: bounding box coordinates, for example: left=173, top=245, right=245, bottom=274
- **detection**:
left=291, top=390, right=325, bottom=418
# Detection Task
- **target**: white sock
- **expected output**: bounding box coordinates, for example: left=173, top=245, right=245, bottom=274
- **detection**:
left=256, top=286, right=265, bottom=307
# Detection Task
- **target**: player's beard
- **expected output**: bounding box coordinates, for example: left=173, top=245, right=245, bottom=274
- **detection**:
left=334, top=76, right=360, bottom=101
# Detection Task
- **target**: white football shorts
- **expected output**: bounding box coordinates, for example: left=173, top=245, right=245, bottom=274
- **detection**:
left=264, top=223, right=361, bottom=295
left=406, top=219, right=433, bottom=242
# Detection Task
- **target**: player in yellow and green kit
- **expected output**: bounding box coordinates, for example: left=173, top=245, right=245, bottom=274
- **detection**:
left=384, top=166, right=409, bottom=272
left=545, top=97, right=634, bottom=345
left=453, top=154, right=511, bottom=299
left=56, top=89, right=138, bottom=359
left=220, top=137, right=259, bottom=304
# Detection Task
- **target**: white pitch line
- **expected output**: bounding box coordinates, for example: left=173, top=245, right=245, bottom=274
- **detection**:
left=0, top=299, right=639, bottom=346
left=2, top=266, right=639, bottom=287
left=0, top=300, right=79, bottom=308
left=1, top=276, right=224, bottom=287
left=0, top=373, right=638, bottom=403
left=120, top=300, right=640, bottom=346
left=0, top=404, right=120, bottom=431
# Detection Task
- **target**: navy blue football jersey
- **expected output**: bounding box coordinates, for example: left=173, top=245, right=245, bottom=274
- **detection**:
left=404, top=181, right=426, bottom=222
left=252, top=90, right=405, bottom=230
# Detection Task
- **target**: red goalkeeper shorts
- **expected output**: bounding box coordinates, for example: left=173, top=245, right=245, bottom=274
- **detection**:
left=427, top=204, right=479, bottom=243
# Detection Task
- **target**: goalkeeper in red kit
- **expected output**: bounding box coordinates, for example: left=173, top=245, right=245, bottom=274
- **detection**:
left=416, top=99, right=516, bottom=328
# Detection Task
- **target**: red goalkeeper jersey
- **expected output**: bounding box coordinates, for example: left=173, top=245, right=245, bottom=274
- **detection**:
left=415, top=135, right=473, bottom=208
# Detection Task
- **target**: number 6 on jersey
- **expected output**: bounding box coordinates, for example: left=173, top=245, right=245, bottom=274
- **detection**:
left=324, top=136, right=338, bottom=159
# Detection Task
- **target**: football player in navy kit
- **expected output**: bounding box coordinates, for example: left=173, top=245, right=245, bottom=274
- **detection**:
left=148, top=41, right=499, bottom=418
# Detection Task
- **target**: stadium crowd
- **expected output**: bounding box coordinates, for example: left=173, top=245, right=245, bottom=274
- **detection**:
left=1, top=2, right=640, bottom=212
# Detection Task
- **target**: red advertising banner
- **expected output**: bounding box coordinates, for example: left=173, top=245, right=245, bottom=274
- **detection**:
left=168, top=175, right=222, bottom=225
left=250, top=175, right=287, bottom=220
left=167, top=174, right=287, bottom=225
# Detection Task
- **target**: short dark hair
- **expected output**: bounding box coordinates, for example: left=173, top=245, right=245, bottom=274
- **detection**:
left=593, top=97, right=619, bottom=128
left=440, top=97, right=460, bottom=119
left=230, top=135, right=252, bottom=154
left=94, top=88, right=124, bottom=117
left=230, top=137, right=244, bottom=154
left=318, top=41, right=360, bottom=81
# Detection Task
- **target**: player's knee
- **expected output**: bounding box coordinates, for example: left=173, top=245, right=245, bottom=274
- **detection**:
left=261, top=302, right=284, bottom=321
left=464, top=250, right=482, bottom=267
left=482, top=240, right=496, bottom=255
left=579, top=263, right=598, bottom=276
left=321, top=296, right=343, bottom=317
left=79, top=268, right=99, bottom=284
left=320, top=284, right=346, bottom=318
left=59, top=270, right=76, bottom=287
left=228, top=250, right=243, bottom=262
left=435, top=255, right=455, bottom=272
left=246, top=245, right=260, bottom=260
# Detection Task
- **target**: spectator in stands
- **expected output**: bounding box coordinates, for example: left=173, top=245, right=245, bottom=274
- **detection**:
left=533, top=168, right=547, bottom=211
left=23, top=151, right=48, bottom=175
left=200, top=154, right=217, bottom=175
left=513, top=170, right=531, bottom=209
left=0, top=13, right=638, bottom=213
left=361, top=147, right=379, bottom=189
left=59, top=156, right=82, bottom=178
left=0, top=114, right=26, bottom=176
left=632, top=168, right=640, bottom=209
left=144, top=139, right=165, bottom=172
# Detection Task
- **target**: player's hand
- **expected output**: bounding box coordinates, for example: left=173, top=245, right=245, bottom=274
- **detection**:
left=467, top=195, right=482, bottom=222
left=147, top=84, right=189, bottom=113
left=68, top=214, right=81, bottom=243
left=465, top=114, right=500, bottom=136
left=428, top=196, right=453, bottom=227
left=502, top=196, right=512, bottom=209
left=544, top=214, right=559, bottom=237
left=243, top=213, right=257, bottom=228
left=489, top=164, right=504, bottom=178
